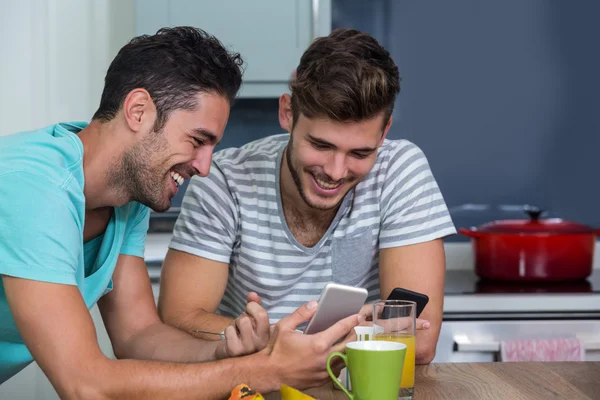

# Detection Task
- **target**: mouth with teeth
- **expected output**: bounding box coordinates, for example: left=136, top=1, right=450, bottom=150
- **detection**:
left=311, top=173, right=343, bottom=194
left=170, top=170, right=185, bottom=188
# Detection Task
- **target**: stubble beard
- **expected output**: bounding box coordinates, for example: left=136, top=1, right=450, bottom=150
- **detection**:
left=285, top=136, right=342, bottom=212
left=107, top=133, right=171, bottom=212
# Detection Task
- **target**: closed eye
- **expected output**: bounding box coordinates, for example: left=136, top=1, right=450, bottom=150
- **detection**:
left=192, top=137, right=205, bottom=147
left=310, top=141, right=330, bottom=150
left=351, top=152, right=370, bottom=159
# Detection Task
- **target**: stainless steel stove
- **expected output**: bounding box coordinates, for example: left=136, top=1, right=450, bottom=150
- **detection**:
left=433, top=270, right=600, bottom=363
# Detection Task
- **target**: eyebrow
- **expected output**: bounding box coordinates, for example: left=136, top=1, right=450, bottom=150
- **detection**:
left=191, top=128, right=220, bottom=146
left=307, top=133, right=377, bottom=153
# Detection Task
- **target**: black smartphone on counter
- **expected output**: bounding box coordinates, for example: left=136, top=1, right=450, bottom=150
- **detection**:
left=383, top=287, right=429, bottom=318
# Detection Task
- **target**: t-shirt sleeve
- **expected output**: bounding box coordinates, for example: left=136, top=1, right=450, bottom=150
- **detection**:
left=0, top=172, right=81, bottom=285
left=169, top=163, right=238, bottom=264
left=119, top=202, right=150, bottom=258
left=379, top=142, right=456, bottom=248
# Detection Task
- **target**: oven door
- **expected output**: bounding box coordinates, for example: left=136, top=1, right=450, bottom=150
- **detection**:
left=433, top=313, right=600, bottom=363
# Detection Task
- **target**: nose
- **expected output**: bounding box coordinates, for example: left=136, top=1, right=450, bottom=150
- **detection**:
left=322, top=152, right=347, bottom=182
left=191, top=147, right=213, bottom=177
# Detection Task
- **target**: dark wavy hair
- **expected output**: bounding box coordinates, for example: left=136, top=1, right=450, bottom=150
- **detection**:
left=291, top=28, right=400, bottom=130
left=93, top=26, right=243, bottom=131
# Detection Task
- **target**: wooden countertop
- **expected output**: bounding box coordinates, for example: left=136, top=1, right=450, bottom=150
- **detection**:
left=264, top=362, right=600, bottom=399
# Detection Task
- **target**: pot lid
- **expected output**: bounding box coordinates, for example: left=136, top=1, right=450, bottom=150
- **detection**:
left=476, top=209, right=596, bottom=234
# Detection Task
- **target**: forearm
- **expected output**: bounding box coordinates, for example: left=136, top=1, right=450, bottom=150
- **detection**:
left=415, top=326, right=440, bottom=364
left=378, top=240, right=447, bottom=365
left=415, top=302, right=442, bottom=364
left=164, top=308, right=234, bottom=341
left=77, top=353, right=276, bottom=400
left=117, top=321, right=222, bottom=363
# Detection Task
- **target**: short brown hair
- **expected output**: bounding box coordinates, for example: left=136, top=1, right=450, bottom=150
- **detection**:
left=290, top=28, right=400, bottom=129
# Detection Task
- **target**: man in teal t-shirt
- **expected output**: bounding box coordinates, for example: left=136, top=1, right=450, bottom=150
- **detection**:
left=0, top=27, right=359, bottom=398
left=0, top=121, right=151, bottom=382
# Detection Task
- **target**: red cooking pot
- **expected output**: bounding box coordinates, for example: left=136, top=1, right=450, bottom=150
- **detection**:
left=459, top=209, right=600, bottom=282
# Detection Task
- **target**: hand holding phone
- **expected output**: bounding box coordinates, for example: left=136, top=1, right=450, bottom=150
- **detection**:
left=303, top=283, right=368, bottom=334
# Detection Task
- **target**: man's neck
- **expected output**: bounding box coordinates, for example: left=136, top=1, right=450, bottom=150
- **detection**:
left=78, top=119, right=130, bottom=210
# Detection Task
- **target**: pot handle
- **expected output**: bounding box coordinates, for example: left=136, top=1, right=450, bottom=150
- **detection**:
left=458, top=228, right=482, bottom=238
left=524, top=206, right=544, bottom=221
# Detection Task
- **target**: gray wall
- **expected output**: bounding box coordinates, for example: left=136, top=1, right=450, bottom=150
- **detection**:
left=332, top=0, right=600, bottom=232
left=172, top=1, right=600, bottom=238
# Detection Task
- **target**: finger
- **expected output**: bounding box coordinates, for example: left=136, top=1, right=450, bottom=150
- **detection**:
left=278, top=300, right=318, bottom=332
left=343, top=326, right=357, bottom=344
left=223, top=325, right=242, bottom=356
left=235, top=314, right=256, bottom=351
left=376, top=316, right=411, bottom=331
left=237, top=311, right=255, bottom=331
left=318, top=313, right=361, bottom=347
left=416, top=318, right=431, bottom=330
left=247, top=291, right=262, bottom=306
left=331, top=329, right=358, bottom=353
left=359, top=303, right=373, bottom=321
left=246, top=301, right=270, bottom=346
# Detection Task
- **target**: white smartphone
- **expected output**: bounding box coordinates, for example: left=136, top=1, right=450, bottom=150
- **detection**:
left=303, top=283, right=368, bottom=335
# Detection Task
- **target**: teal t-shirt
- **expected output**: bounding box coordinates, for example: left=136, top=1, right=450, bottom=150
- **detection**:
left=0, top=122, right=150, bottom=383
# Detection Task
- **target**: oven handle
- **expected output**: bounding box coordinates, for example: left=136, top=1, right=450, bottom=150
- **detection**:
left=453, top=334, right=600, bottom=352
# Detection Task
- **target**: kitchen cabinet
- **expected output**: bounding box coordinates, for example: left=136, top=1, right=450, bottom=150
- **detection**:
left=134, top=0, right=332, bottom=98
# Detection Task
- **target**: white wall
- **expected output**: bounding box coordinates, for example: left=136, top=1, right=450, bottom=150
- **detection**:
left=0, top=0, right=134, bottom=136
left=0, top=2, right=133, bottom=398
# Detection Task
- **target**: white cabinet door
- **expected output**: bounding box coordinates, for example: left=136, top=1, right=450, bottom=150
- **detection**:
left=135, top=0, right=331, bottom=97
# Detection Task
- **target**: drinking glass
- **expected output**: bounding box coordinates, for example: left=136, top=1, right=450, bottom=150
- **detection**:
left=373, top=300, right=416, bottom=400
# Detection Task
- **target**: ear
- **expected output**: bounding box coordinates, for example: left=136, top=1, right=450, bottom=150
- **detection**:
left=278, top=93, right=293, bottom=132
left=379, top=115, right=393, bottom=145
left=122, top=89, right=155, bottom=134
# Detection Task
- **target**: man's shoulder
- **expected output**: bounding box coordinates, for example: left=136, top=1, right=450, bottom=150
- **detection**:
left=356, top=138, right=431, bottom=195
left=213, top=133, right=288, bottom=167
left=378, top=138, right=423, bottom=157
left=374, top=138, right=430, bottom=170
left=0, top=122, right=84, bottom=189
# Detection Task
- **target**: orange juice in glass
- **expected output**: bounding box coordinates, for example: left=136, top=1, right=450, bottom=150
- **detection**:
left=373, top=334, right=415, bottom=387
left=373, top=300, right=416, bottom=399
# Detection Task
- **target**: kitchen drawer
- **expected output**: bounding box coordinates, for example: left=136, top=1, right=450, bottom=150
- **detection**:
left=434, top=319, right=600, bottom=363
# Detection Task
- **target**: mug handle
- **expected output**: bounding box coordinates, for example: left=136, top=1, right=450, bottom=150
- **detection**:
left=326, top=352, right=353, bottom=400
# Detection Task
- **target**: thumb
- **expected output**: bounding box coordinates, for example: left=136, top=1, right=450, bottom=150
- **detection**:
left=416, top=318, right=431, bottom=330
left=278, top=300, right=318, bottom=331
left=247, top=291, right=262, bottom=305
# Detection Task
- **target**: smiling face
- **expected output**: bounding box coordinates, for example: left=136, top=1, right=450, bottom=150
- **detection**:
left=110, top=91, right=230, bottom=212
left=280, top=96, right=392, bottom=212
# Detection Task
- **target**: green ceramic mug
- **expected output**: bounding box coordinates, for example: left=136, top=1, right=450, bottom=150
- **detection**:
left=327, top=340, right=406, bottom=400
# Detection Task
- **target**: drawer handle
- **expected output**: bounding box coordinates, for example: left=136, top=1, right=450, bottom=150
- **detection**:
left=453, top=334, right=600, bottom=352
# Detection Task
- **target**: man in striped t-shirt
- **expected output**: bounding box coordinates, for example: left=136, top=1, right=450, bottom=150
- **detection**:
left=160, top=28, right=456, bottom=364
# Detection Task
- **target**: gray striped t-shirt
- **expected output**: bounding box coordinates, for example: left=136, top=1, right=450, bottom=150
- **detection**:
left=170, top=134, right=456, bottom=322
